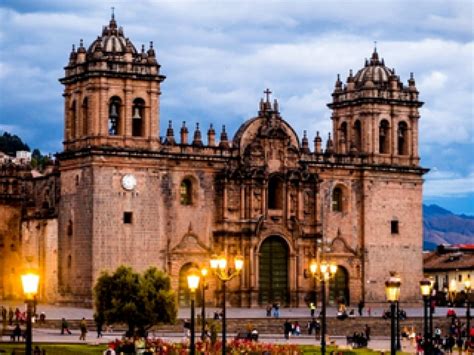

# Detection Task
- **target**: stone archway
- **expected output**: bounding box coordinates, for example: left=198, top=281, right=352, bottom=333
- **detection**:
left=178, top=262, right=202, bottom=307
left=329, top=266, right=350, bottom=305
left=258, top=236, right=289, bottom=305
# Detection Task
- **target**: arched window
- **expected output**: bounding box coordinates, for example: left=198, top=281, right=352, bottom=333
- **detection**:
left=397, top=121, right=408, bottom=155
left=340, top=122, right=348, bottom=151
left=108, top=97, right=121, bottom=136
left=70, top=101, right=77, bottom=139
left=132, top=98, right=145, bottom=137
left=268, top=176, right=283, bottom=210
left=332, top=187, right=343, bottom=212
left=353, top=120, right=362, bottom=151
left=180, top=179, right=192, bottom=205
left=379, top=120, right=390, bottom=154
left=82, top=97, right=89, bottom=136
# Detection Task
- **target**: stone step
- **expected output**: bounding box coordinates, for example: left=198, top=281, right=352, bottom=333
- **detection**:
left=31, top=316, right=464, bottom=337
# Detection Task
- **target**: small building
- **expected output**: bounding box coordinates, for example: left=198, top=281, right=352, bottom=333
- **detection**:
left=424, top=244, right=474, bottom=305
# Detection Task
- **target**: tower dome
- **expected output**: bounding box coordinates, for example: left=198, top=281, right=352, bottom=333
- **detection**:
left=87, top=14, right=137, bottom=55
left=353, top=48, right=393, bottom=88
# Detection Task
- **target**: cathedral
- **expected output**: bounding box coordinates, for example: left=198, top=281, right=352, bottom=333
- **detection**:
left=0, top=15, right=427, bottom=307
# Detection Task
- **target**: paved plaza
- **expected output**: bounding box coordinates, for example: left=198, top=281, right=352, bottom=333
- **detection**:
left=1, top=301, right=469, bottom=320
left=1, top=302, right=471, bottom=353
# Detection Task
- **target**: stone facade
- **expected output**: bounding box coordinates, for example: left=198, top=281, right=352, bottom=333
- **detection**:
left=0, top=16, right=427, bottom=307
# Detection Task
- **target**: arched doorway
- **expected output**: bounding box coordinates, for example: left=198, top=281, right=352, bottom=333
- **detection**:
left=329, top=266, right=350, bottom=305
left=259, top=236, right=289, bottom=305
left=178, top=263, right=202, bottom=307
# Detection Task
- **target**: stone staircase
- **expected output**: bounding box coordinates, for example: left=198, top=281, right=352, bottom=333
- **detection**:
left=35, top=316, right=462, bottom=337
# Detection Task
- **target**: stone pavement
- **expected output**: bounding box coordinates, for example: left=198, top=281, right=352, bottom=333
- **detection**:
left=0, top=300, right=469, bottom=320
left=18, top=328, right=419, bottom=354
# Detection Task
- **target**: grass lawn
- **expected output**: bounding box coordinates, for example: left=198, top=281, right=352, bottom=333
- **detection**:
left=0, top=343, right=413, bottom=354
left=0, top=343, right=105, bottom=354
left=299, top=345, right=412, bottom=354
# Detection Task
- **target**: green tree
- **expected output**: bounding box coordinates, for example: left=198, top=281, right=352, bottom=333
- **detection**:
left=0, top=132, right=30, bottom=155
left=94, top=266, right=177, bottom=336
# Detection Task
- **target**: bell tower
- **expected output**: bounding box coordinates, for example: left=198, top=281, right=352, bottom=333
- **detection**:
left=59, top=13, right=165, bottom=151
left=328, top=48, right=423, bottom=166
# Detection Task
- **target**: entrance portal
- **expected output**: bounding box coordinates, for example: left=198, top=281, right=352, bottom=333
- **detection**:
left=259, top=236, right=289, bottom=305
left=178, top=263, right=202, bottom=307
left=329, top=266, right=350, bottom=305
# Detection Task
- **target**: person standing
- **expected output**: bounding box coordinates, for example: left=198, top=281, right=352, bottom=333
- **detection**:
left=79, top=317, right=88, bottom=341
left=1, top=306, right=7, bottom=328
left=364, top=324, right=371, bottom=341
left=8, top=307, right=14, bottom=325
left=284, top=319, right=292, bottom=340
left=358, top=300, right=365, bottom=316
left=310, top=302, right=316, bottom=318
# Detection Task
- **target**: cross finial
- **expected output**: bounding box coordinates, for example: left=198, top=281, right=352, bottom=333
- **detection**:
left=111, top=7, right=115, bottom=19
left=264, top=88, right=272, bottom=102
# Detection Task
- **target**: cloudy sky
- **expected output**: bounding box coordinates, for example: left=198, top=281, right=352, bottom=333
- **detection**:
left=0, top=0, right=472, bottom=214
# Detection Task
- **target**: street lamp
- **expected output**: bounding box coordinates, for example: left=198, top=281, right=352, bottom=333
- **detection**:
left=309, top=259, right=337, bottom=355
left=465, top=279, right=471, bottom=340
left=21, top=272, right=40, bottom=355
left=210, top=254, right=243, bottom=355
left=420, top=278, right=431, bottom=349
left=200, top=267, right=208, bottom=341
left=428, top=276, right=435, bottom=337
left=385, top=275, right=401, bottom=355
left=187, top=269, right=200, bottom=355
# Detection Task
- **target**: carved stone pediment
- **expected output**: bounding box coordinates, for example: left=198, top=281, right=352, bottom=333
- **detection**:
left=171, top=232, right=210, bottom=254
left=330, top=235, right=357, bottom=255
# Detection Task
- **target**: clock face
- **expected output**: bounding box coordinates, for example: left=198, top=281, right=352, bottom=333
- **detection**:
left=121, top=174, right=137, bottom=191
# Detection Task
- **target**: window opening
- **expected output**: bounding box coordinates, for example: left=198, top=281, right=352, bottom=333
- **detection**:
left=180, top=180, right=192, bottom=205
left=397, top=121, right=408, bottom=155
left=332, top=187, right=343, bottom=212
left=109, top=97, right=121, bottom=135
left=268, top=176, right=283, bottom=210
left=123, top=212, right=133, bottom=224
left=354, top=120, right=362, bottom=151
left=132, top=98, right=145, bottom=137
left=391, top=220, right=399, bottom=234
left=379, top=120, right=389, bottom=154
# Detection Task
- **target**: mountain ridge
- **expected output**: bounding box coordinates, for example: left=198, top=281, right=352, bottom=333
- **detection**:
left=423, top=204, right=474, bottom=250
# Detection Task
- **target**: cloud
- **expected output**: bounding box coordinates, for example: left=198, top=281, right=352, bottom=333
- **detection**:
left=424, top=170, right=474, bottom=197
left=0, top=0, right=473, bottom=203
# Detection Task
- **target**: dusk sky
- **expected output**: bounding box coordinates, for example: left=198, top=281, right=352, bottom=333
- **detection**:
left=0, top=0, right=472, bottom=214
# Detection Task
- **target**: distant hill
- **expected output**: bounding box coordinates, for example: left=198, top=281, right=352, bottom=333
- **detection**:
left=423, top=204, right=474, bottom=250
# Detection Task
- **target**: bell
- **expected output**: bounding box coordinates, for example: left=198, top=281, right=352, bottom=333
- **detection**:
left=132, top=107, right=141, bottom=120
left=110, top=104, right=118, bottom=118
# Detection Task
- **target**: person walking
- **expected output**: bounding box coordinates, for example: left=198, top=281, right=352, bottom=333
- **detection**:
left=79, top=317, right=88, bottom=341
left=61, top=318, right=72, bottom=335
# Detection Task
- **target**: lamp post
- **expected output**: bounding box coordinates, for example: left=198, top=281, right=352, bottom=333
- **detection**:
left=200, top=267, right=208, bottom=341
left=187, top=269, right=201, bottom=355
left=428, top=277, right=435, bottom=337
left=21, top=272, right=40, bottom=355
left=385, top=275, right=401, bottom=355
left=465, top=279, right=471, bottom=340
left=420, top=278, right=431, bottom=354
left=309, top=259, right=337, bottom=355
left=210, top=254, right=243, bottom=355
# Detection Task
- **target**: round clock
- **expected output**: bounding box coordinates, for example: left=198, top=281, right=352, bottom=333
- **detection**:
left=121, top=174, right=137, bottom=191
